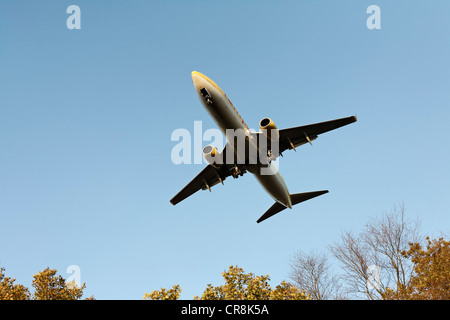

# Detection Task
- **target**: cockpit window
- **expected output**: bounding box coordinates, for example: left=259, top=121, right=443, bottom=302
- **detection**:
left=200, top=88, right=210, bottom=98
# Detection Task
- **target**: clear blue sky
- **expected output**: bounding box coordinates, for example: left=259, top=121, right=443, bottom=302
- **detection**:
left=1, top=1, right=449, bottom=299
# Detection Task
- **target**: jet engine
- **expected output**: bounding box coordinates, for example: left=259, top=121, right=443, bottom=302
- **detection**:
left=203, top=145, right=222, bottom=168
left=259, top=117, right=280, bottom=141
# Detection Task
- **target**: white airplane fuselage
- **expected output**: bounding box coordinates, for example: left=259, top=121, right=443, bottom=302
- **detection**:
left=191, top=71, right=293, bottom=209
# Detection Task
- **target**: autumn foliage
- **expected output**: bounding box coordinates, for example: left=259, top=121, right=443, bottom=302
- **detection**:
left=144, top=265, right=310, bottom=300
left=383, top=237, right=450, bottom=300
left=0, top=267, right=93, bottom=300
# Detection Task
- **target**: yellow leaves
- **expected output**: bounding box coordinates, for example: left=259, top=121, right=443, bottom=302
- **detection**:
left=143, top=284, right=182, bottom=300
left=0, top=266, right=92, bottom=300
left=147, top=265, right=310, bottom=300
left=405, top=237, right=450, bottom=300
left=270, top=281, right=310, bottom=300
left=31, top=267, right=89, bottom=300
left=384, top=237, right=450, bottom=300
left=0, top=267, right=30, bottom=300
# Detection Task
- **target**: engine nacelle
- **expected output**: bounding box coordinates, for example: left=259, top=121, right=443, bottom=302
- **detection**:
left=203, top=145, right=222, bottom=168
left=259, top=117, right=280, bottom=141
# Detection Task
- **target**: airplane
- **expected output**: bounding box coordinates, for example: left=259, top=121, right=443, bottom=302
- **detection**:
left=170, top=71, right=357, bottom=223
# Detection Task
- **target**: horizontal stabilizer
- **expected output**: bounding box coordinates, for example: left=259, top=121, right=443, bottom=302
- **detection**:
left=256, top=190, right=329, bottom=223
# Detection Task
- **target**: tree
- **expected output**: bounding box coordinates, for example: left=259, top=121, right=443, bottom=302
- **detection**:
left=143, top=285, right=182, bottom=300
left=195, top=265, right=272, bottom=300
left=329, top=204, right=421, bottom=299
left=384, top=237, right=450, bottom=300
left=144, top=265, right=310, bottom=300
left=196, top=265, right=309, bottom=300
left=32, top=267, right=90, bottom=300
left=0, top=267, right=30, bottom=300
left=290, top=204, right=450, bottom=300
left=269, top=280, right=310, bottom=300
left=0, top=266, right=93, bottom=300
left=289, top=250, right=343, bottom=300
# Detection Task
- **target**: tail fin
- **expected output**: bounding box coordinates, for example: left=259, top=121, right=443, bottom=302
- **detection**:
left=256, top=190, right=329, bottom=223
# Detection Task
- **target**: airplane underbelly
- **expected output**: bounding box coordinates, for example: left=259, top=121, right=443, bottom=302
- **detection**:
left=252, top=169, right=291, bottom=208
left=205, top=98, right=246, bottom=133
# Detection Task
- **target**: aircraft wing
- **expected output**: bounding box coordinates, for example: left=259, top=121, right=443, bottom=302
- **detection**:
left=277, top=115, right=357, bottom=154
left=170, top=144, right=239, bottom=205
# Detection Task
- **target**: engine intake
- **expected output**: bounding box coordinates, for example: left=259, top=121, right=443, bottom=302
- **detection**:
left=259, top=117, right=279, bottom=141
left=203, top=145, right=222, bottom=168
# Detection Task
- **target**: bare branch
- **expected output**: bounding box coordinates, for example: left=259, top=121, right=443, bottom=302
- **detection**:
left=329, top=203, right=422, bottom=299
left=289, top=250, right=343, bottom=300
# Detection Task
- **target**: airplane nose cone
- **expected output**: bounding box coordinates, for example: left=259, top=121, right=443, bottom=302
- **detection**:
left=191, top=71, right=203, bottom=88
